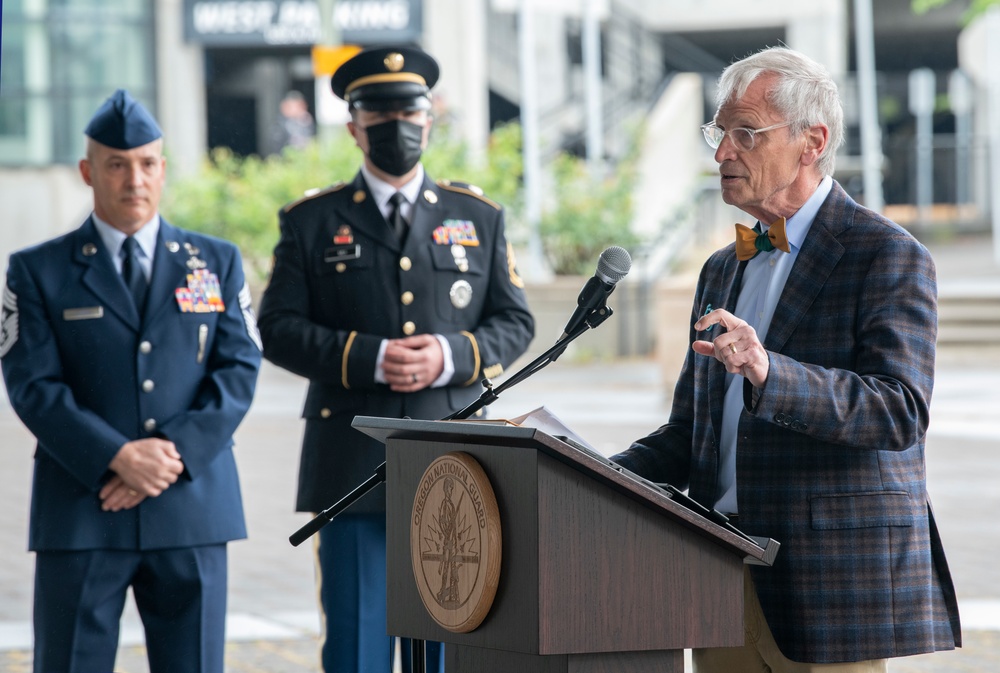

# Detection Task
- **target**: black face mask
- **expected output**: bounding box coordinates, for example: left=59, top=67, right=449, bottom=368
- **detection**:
left=365, top=119, right=425, bottom=176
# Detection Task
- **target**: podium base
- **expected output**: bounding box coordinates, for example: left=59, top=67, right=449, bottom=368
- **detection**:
left=448, top=645, right=683, bottom=673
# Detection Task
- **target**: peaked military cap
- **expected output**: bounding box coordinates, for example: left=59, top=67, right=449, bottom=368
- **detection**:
left=84, top=89, right=162, bottom=150
left=331, top=46, right=439, bottom=112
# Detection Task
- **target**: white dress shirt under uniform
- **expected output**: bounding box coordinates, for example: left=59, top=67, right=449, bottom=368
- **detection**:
left=361, top=163, right=455, bottom=388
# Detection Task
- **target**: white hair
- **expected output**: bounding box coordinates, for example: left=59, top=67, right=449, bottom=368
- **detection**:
left=716, top=47, right=845, bottom=176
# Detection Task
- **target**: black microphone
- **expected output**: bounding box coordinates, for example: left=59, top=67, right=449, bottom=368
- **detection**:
left=559, top=246, right=632, bottom=340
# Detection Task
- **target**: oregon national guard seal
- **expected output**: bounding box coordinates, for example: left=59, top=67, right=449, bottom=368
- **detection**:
left=410, top=452, right=501, bottom=633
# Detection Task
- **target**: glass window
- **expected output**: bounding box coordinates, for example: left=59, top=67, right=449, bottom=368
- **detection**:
left=0, top=0, right=155, bottom=166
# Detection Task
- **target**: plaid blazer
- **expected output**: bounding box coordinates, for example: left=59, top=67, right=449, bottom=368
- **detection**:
left=614, top=182, right=961, bottom=663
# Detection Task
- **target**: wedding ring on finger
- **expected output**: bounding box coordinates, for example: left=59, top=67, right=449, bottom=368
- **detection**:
left=729, top=343, right=737, bottom=355
left=128, top=489, right=138, bottom=496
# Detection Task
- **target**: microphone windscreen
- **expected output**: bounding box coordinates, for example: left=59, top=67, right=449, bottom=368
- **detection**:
left=597, top=246, right=632, bottom=283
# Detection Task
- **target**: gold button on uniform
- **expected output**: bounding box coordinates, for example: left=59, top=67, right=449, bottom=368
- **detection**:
left=142, top=380, right=155, bottom=393
left=400, top=257, right=412, bottom=271
left=401, top=291, right=414, bottom=305
left=336, top=262, right=347, bottom=273
left=320, top=408, right=332, bottom=419
left=403, top=321, right=416, bottom=335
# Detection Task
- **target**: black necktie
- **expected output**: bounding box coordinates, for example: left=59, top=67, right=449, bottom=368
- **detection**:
left=121, top=236, right=148, bottom=315
left=388, top=192, right=407, bottom=245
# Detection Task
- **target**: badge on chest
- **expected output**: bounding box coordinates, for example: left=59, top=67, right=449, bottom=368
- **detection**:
left=326, top=225, right=362, bottom=267
left=176, top=268, right=225, bottom=313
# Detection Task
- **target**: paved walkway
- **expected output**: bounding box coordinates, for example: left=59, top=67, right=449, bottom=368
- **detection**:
left=1, top=234, right=998, bottom=672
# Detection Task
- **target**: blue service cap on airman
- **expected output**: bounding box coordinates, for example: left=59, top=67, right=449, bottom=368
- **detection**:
left=84, top=89, right=162, bottom=150
left=331, top=46, right=439, bottom=112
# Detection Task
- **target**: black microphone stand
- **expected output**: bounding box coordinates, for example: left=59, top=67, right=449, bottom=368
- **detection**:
left=287, top=305, right=613, bottom=672
left=289, top=304, right=613, bottom=545
left=443, top=305, right=613, bottom=420
left=288, top=462, right=386, bottom=547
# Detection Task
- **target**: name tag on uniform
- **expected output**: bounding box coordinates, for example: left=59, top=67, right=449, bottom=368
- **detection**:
left=63, top=306, right=104, bottom=321
left=325, top=245, right=361, bottom=263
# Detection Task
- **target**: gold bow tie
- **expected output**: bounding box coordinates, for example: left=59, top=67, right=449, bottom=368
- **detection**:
left=735, top=218, right=790, bottom=261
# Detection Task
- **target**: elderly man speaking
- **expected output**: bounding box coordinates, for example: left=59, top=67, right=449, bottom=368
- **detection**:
left=612, top=47, right=960, bottom=673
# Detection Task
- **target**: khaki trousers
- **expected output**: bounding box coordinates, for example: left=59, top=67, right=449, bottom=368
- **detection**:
left=693, top=568, right=888, bottom=673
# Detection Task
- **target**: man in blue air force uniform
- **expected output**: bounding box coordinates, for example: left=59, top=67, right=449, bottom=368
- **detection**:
left=0, top=90, right=262, bottom=673
left=257, top=46, right=535, bottom=672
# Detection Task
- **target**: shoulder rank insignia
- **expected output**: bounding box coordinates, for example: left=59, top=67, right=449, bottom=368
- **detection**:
left=0, top=286, right=19, bottom=358
left=506, top=241, right=525, bottom=289
left=437, top=179, right=501, bottom=210
left=283, top=182, right=347, bottom=213
left=239, top=282, right=262, bottom=351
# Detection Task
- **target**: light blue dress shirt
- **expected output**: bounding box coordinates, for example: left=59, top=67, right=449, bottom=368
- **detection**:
left=92, top=213, right=160, bottom=282
left=715, top=176, right=834, bottom=513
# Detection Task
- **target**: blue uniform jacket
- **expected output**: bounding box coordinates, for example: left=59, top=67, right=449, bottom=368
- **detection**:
left=1, top=217, right=261, bottom=551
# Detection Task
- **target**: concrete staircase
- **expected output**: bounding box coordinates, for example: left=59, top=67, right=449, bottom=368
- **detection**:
left=937, top=280, right=1000, bottom=362
left=925, top=235, right=1000, bottom=363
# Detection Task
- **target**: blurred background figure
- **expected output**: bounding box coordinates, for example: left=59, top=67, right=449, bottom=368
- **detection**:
left=270, top=90, right=316, bottom=154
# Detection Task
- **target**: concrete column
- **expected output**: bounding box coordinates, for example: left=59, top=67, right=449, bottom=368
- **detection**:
left=786, top=3, right=848, bottom=80
left=0, top=167, right=91, bottom=268
left=254, top=58, right=287, bottom=156
left=423, top=0, right=490, bottom=156
left=155, top=0, right=207, bottom=177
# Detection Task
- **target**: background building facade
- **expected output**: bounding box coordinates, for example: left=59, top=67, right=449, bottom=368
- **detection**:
left=0, top=0, right=992, bottom=279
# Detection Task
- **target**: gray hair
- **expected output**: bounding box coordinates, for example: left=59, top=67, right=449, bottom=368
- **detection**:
left=716, top=47, right=845, bottom=176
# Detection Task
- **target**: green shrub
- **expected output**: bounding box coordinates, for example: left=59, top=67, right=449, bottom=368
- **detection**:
left=162, top=131, right=359, bottom=279
left=161, top=120, right=638, bottom=280
left=423, top=120, right=524, bottom=217
left=538, top=151, right=640, bottom=275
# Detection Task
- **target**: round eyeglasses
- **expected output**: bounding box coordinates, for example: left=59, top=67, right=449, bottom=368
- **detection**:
left=701, top=121, right=794, bottom=152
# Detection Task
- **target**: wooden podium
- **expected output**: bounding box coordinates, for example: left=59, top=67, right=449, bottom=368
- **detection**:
left=354, top=416, right=778, bottom=673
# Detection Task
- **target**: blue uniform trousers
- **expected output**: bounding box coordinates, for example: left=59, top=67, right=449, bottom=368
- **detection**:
left=317, top=512, right=443, bottom=673
left=33, top=544, right=228, bottom=673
